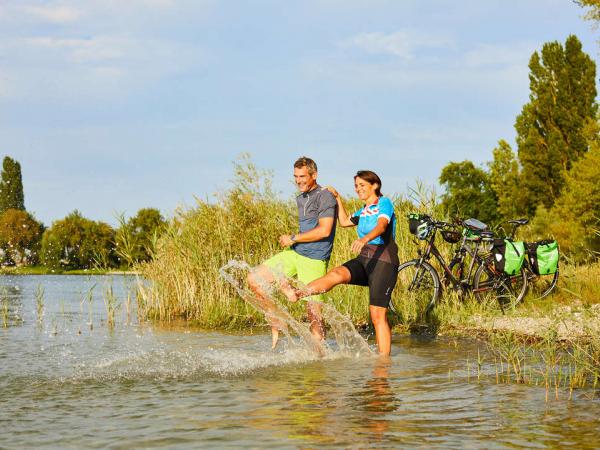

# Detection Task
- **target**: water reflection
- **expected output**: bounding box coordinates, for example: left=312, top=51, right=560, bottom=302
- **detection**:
left=355, top=357, right=400, bottom=442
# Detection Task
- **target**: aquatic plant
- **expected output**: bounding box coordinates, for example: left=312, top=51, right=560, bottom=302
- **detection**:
left=85, top=283, right=96, bottom=330
left=35, top=284, right=44, bottom=324
left=103, top=285, right=119, bottom=329
left=2, top=297, right=8, bottom=328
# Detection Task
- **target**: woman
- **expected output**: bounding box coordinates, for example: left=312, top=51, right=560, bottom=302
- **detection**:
left=292, top=170, right=399, bottom=355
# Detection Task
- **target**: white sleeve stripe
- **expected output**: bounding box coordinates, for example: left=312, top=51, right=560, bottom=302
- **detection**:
left=379, top=214, right=391, bottom=222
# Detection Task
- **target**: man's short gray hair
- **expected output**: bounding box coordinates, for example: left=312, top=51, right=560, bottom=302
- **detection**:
left=294, top=156, right=317, bottom=175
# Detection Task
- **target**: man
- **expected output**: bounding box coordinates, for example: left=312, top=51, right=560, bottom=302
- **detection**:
left=248, top=156, right=337, bottom=349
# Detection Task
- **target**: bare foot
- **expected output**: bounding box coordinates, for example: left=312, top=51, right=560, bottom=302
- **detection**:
left=281, top=285, right=299, bottom=302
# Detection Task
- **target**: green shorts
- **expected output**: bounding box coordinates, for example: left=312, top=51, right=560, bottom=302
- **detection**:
left=263, top=249, right=328, bottom=302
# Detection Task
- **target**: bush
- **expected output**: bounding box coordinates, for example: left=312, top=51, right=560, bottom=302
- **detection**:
left=115, top=208, right=167, bottom=266
left=529, top=141, right=600, bottom=261
left=40, top=210, right=117, bottom=269
left=0, top=209, right=44, bottom=265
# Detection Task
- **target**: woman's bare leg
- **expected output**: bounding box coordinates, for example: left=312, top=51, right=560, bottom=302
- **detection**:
left=369, top=305, right=391, bottom=356
left=298, top=266, right=352, bottom=299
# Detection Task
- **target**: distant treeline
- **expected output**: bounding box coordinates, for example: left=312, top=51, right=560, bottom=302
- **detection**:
left=0, top=156, right=166, bottom=269
left=437, top=35, right=599, bottom=261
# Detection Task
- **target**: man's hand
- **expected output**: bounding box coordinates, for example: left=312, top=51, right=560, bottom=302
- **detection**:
left=351, top=238, right=368, bottom=254
left=279, top=234, right=295, bottom=247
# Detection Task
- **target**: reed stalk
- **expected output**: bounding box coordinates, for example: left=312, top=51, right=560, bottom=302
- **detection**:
left=35, top=284, right=44, bottom=324
left=103, top=285, right=119, bottom=329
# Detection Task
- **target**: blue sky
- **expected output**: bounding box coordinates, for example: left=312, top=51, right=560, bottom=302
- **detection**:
left=0, top=0, right=598, bottom=226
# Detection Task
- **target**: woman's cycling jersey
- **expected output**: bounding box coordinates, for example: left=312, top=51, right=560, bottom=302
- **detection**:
left=350, top=196, right=398, bottom=265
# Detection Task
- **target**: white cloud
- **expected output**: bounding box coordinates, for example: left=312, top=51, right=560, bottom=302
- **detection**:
left=2, top=34, right=205, bottom=100
left=342, top=30, right=454, bottom=59
left=22, top=5, right=81, bottom=23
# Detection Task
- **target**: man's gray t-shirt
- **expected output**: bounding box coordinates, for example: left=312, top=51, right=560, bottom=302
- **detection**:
left=293, top=185, right=337, bottom=261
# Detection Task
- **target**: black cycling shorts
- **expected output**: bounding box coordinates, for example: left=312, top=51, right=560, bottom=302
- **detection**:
left=342, top=256, right=398, bottom=308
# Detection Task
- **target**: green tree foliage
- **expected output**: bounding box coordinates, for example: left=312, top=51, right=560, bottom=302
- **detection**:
left=515, top=35, right=598, bottom=215
left=487, top=140, right=522, bottom=220
left=40, top=211, right=116, bottom=269
left=576, top=0, right=600, bottom=23
left=439, top=160, right=499, bottom=225
left=530, top=140, right=600, bottom=260
left=115, top=208, right=167, bottom=266
left=0, top=156, right=25, bottom=213
left=0, top=209, right=44, bottom=266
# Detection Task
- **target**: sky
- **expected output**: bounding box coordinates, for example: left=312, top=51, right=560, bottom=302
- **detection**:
left=0, top=0, right=598, bottom=226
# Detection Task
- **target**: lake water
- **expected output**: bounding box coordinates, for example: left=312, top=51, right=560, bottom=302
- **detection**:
left=1, top=275, right=600, bottom=449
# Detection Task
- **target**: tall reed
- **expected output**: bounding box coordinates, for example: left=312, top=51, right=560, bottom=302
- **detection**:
left=137, top=155, right=447, bottom=329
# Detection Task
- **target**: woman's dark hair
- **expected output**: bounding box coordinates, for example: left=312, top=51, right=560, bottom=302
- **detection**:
left=354, top=170, right=382, bottom=196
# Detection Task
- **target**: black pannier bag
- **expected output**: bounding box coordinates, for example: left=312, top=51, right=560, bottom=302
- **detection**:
left=526, top=240, right=559, bottom=275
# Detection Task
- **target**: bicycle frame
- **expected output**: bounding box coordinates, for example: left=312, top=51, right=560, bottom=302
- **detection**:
left=415, top=230, right=487, bottom=293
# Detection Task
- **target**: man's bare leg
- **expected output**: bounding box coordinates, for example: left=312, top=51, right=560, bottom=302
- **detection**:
left=307, top=301, right=324, bottom=342
left=247, top=266, right=288, bottom=349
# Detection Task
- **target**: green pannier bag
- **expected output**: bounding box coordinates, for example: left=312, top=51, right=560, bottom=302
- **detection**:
left=526, top=240, right=559, bottom=275
left=492, top=239, right=526, bottom=275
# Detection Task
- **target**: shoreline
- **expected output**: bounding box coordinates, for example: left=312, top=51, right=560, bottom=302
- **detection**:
left=0, top=266, right=140, bottom=276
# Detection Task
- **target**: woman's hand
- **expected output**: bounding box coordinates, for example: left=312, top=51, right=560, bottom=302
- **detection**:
left=325, top=186, right=340, bottom=198
left=351, top=238, right=368, bottom=254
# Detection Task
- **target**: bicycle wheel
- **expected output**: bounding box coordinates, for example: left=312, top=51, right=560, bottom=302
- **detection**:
left=473, top=260, right=527, bottom=309
left=390, top=259, right=441, bottom=318
left=527, top=268, right=559, bottom=299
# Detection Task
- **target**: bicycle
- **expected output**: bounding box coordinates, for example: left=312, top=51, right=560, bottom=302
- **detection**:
left=390, top=215, right=528, bottom=318
left=495, top=218, right=559, bottom=299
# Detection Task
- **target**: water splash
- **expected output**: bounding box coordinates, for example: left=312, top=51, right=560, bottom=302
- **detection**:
left=219, top=260, right=373, bottom=358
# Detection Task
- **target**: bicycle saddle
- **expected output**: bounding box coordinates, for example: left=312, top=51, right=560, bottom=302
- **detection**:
left=508, top=218, right=529, bottom=225
left=463, top=218, right=489, bottom=231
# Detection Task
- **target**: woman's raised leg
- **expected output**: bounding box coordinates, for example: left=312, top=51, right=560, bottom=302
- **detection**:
left=298, top=265, right=352, bottom=299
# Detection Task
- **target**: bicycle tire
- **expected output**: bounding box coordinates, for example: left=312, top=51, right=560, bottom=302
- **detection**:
left=390, top=259, right=441, bottom=317
left=527, top=267, right=559, bottom=299
left=473, top=261, right=528, bottom=309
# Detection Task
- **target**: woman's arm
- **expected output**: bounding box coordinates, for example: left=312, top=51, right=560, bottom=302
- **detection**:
left=326, top=186, right=355, bottom=228
left=350, top=217, right=389, bottom=254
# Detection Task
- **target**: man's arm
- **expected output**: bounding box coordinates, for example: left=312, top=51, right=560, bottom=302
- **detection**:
left=279, top=217, right=335, bottom=247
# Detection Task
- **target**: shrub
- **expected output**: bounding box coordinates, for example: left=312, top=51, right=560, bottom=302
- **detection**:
left=40, top=210, right=117, bottom=269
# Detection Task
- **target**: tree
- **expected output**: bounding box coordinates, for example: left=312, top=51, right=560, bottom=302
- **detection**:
left=0, top=209, right=44, bottom=266
left=439, top=160, right=500, bottom=225
left=515, top=35, right=598, bottom=215
left=0, top=156, right=25, bottom=213
left=115, top=208, right=167, bottom=265
left=487, top=140, right=522, bottom=221
left=575, top=0, right=600, bottom=23
left=40, top=211, right=117, bottom=270
left=530, top=140, right=600, bottom=260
